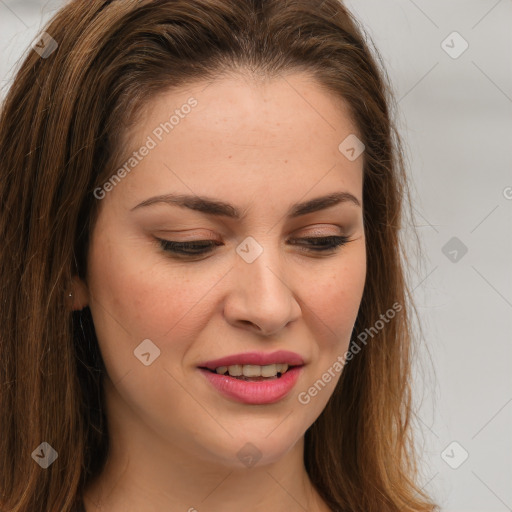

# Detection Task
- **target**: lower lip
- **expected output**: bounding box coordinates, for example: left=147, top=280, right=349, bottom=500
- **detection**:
left=199, top=366, right=303, bottom=405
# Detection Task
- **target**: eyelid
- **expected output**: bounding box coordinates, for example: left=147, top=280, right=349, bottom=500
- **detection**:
left=152, top=229, right=219, bottom=240
left=298, top=225, right=347, bottom=237
left=154, top=223, right=348, bottom=239
left=156, top=234, right=351, bottom=259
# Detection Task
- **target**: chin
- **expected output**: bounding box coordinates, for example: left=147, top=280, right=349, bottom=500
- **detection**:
left=192, top=426, right=303, bottom=470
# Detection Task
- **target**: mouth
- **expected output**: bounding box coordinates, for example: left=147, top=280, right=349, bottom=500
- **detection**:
left=199, top=363, right=300, bottom=381
left=197, top=350, right=305, bottom=405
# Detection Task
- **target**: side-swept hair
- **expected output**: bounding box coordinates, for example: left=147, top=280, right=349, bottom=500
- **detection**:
left=0, top=1, right=437, bottom=510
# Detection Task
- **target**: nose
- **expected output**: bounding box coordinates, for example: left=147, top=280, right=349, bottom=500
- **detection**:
left=223, top=239, right=301, bottom=337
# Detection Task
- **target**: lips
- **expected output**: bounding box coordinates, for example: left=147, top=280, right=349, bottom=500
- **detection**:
left=197, top=350, right=305, bottom=405
left=197, top=350, right=305, bottom=371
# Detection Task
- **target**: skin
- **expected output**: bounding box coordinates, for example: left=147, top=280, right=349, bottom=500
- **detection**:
left=73, top=71, right=366, bottom=512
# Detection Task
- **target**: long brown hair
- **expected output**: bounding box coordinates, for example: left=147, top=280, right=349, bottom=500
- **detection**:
left=0, top=1, right=438, bottom=510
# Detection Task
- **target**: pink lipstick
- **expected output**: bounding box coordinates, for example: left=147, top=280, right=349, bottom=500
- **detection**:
left=197, top=350, right=304, bottom=405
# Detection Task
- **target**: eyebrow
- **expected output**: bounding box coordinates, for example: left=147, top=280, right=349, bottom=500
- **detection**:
left=130, top=191, right=361, bottom=219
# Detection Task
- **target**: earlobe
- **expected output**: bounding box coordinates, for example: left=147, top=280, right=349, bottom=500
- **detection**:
left=68, top=275, right=90, bottom=311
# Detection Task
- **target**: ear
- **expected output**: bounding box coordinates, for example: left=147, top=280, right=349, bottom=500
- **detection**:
left=67, top=275, right=90, bottom=311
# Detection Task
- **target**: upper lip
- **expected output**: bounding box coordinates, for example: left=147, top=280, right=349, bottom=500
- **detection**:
left=198, top=350, right=305, bottom=370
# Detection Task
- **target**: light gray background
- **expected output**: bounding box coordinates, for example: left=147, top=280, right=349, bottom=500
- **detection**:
left=1, top=1, right=511, bottom=511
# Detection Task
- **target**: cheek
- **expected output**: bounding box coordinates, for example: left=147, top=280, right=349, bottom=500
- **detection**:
left=303, top=246, right=366, bottom=344
left=294, top=250, right=366, bottom=411
left=86, top=236, right=224, bottom=373
left=87, top=226, right=365, bottom=377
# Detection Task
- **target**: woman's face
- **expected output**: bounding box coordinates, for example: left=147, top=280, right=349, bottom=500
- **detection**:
left=82, top=72, right=366, bottom=468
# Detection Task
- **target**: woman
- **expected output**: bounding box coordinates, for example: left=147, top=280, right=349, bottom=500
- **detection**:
left=0, top=1, right=438, bottom=511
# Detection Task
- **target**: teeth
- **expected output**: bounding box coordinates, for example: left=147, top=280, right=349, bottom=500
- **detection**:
left=242, top=364, right=261, bottom=377
left=227, top=364, right=242, bottom=376
left=214, top=363, right=289, bottom=377
left=278, top=363, right=289, bottom=373
left=261, top=364, right=277, bottom=377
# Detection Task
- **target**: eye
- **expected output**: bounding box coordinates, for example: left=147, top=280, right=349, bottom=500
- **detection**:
left=157, top=236, right=350, bottom=258
left=158, top=239, right=222, bottom=257
left=288, top=235, right=350, bottom=252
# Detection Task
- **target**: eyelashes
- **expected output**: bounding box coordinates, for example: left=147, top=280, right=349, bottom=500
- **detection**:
left=157, top=236, right=350, bottom=259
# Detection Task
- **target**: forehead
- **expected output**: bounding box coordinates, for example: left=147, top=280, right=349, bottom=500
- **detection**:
left=144, top=72, right=357, bottom=136
left=123, top=71, right=360, bottom=149
left=107, top=72, right=364, bottom=213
